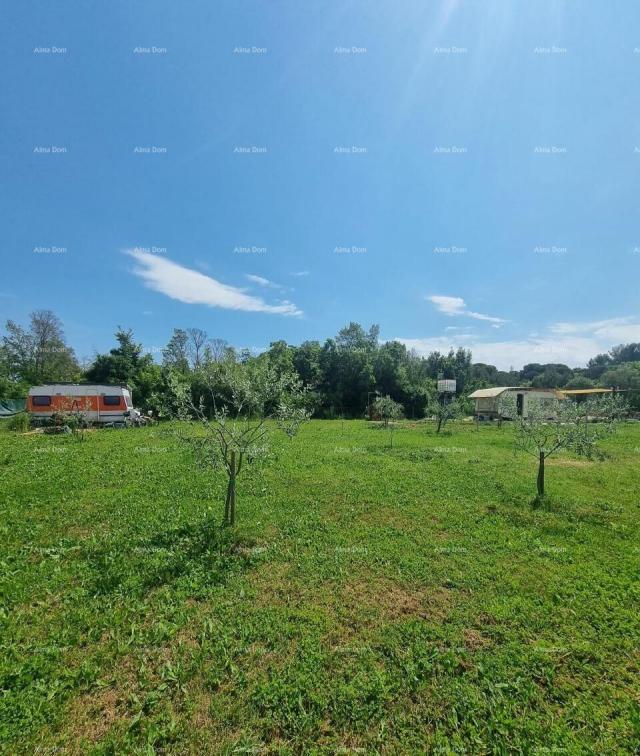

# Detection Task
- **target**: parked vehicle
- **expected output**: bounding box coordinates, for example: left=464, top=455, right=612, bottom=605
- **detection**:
left=27, top=383, right=144, bottom=426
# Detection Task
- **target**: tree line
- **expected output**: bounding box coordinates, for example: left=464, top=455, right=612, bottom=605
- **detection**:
left=2, top=310, right=640, bottom=413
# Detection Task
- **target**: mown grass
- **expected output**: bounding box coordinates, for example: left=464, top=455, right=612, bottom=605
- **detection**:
left=0, top=419, right=639, bottom=754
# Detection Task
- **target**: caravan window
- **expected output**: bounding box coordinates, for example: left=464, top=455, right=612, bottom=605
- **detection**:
left=103, top=395, right=122, bottom=406
left=32, top=396, right=51, bottom=406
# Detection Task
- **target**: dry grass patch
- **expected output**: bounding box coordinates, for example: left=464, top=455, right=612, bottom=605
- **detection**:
left=65, top=685, right=128, bottom=751
left=546, top=458, right=593, bottom=468
left=462, top=628, right=491, bottom=651
left=337, top=577, right=452, bottom=622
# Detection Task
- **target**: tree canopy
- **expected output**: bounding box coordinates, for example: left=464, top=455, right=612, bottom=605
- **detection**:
left=2, top=313, right=640, bottom=415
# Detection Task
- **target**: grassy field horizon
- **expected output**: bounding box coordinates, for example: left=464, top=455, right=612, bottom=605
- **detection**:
left=1, top=419, right=639, bottom=753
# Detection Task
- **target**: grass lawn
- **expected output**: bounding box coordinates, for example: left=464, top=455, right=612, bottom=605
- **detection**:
left=1, top=419, right=639, bottom=753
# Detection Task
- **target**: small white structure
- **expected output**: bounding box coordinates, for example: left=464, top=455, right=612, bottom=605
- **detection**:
left=468, top=386, right=561, bottom=420
left=437, top=379, right=457, bottom=393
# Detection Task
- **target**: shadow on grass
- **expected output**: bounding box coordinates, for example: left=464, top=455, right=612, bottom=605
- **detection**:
left=84, top=516, right=256, bottom=597
left=527, top=493, right=610, bottom=520
left=530, top=494, right=547, bottom=510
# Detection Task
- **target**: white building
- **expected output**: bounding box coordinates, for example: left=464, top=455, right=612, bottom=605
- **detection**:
left=468, top=387, right=561, bottom=420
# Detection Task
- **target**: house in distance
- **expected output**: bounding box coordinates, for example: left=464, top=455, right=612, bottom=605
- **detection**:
left=468, top=386, right=560, bottom=420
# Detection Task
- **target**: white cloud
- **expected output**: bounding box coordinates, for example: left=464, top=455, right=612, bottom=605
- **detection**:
left=397, top=316, right=640, bottom=370
left=427, top=295, right=507, bottom=325
left=126, top=250, right=302, bottom=317
left=291, top=270, right=310, bottom=277
left=245, top=273, right=286, bottom=290
left=549, top=317, right=637, bottom=339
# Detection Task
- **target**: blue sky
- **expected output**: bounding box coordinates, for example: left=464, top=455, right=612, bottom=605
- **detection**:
left=2, top=0, right=639, bottom=369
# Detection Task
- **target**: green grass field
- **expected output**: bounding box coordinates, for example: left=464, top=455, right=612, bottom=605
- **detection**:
left=1, top=419, right=639, bottom=754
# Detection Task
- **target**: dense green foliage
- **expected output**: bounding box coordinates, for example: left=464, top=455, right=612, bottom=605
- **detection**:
left=2, top=312, right=640, bottom=415
left=84, top=328, right=161, bottom=410
left=0, top=311, right=80, bottom=395
left=1, top=419, right=638, bottom=752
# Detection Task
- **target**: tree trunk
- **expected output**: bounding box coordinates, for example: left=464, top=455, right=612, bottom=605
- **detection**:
left=537, top=452, right=545, bottom=497
left=437, top=416, right=442, bottom=433
left=229, top=450, right=237, bottom=526
left=224, top=478, right=231, bottom=525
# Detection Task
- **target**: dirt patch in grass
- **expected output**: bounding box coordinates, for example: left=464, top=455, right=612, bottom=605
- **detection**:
left=65, top=685, right=127, bottom=750
left=249, top=562, right=294, bottom=607
left=66, top=525, right=95, bottom=539
left=356, top=507, right=421, bottom=531
left=189, top=685, right=214, bottom=730
left=462, top=628, right=491, bottom=651
left=246, top=563, right=455, bottom=649
left=546, top=459, right=593, bottom=468
left=338, top=577, right=452, bottom=623
left=248, top=563, right=453, bottom=628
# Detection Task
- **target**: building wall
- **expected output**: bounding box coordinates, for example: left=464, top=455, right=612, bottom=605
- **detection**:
left=475, top=389, right=558, bottom=419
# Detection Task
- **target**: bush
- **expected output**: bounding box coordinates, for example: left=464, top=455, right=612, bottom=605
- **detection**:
left=7, top=412, right=30, bottom=432
left=48, top=410, right=89, bottom=436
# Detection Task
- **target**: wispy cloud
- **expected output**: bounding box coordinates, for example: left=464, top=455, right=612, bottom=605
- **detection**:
left=549, top=317, right=638, bottom=338
left=245, top=273, right=285, bottom=290
left=126, top=250, right=302, bottom=317
left=397, top=316, right=640, bottom=370
left=428, top=295, right=507, bottom=325
left=291, top=270, right=310, bottom=277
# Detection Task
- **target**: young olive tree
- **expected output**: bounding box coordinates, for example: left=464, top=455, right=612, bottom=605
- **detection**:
left=427, top=396, right=464, bottom=433
left=169, top=360, right=311, bottom=526
left=372, top=395, right=404, bottom=447
left=505, top=394, right=625, bottom=498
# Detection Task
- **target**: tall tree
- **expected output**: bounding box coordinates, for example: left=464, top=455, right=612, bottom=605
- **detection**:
left=85, top=328, right=155, bottom=406
left=208, top=338, right=232, bottom=363
left=600, top=363, right=640, bottom=410
left=265, top=340, right=295, bottom=377
left=186, top=328, right=208, bottom=368
left=609, top=343, right=640, bottom=364
left=293, top=340, right=322, bottom=387
left=2, top=310, right=78, bottom=385
left=163, top=329, right=190, bottom=373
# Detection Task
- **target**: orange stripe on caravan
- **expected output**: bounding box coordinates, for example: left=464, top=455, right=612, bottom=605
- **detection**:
left=28, top=395, right=100, bottom=412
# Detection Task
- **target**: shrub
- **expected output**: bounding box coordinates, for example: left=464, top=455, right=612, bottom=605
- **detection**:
left=7, top=412, right=30, bottom=432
